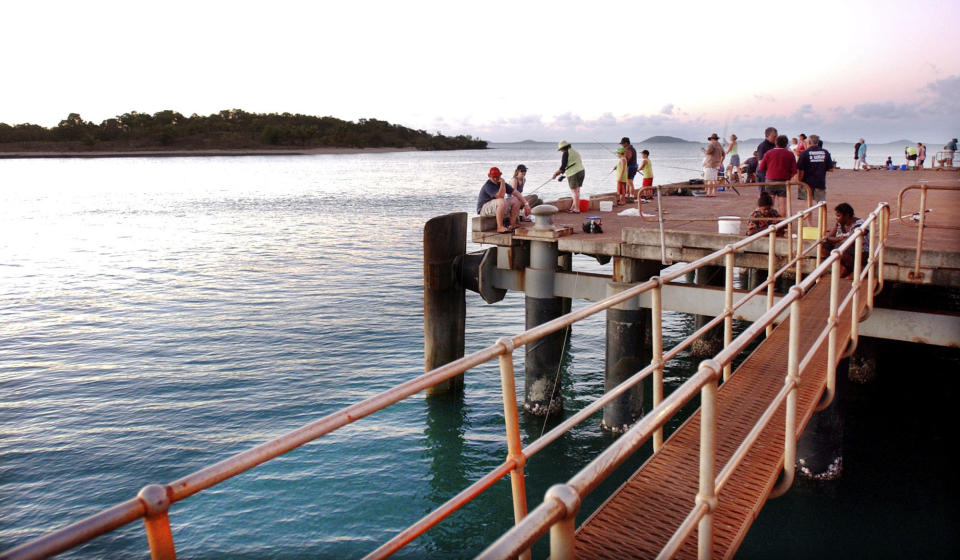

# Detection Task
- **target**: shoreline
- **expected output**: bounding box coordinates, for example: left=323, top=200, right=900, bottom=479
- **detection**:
left=0, top=146, right=426, bottom=159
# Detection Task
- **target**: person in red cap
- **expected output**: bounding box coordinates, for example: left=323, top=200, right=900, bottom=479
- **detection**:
left=477, top=166, right=522, bottom=233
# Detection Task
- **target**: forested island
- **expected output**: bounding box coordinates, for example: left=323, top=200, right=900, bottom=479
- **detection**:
left=0, top=110, right=487, bottom=155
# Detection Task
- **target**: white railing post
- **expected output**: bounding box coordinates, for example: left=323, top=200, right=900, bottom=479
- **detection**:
left=851, top=234, right=863, bottom=344
left=771, top=289, right=801, bottom=498
left=794, top=215, right=803, bottom=283
left=723, top=252, right=734, bottom=381
left=766, top=229, right=776, bottom=337
left=817, top=257, right=842, bottom=411
left=696, top=360, right=720, bottom=560
left=546, top=485, right=580, bottom=560
left=652, top=279, right=664, bottom=451
left=867, top=215, right=877, bottom=311
left=816, top=204, right=826, bottom=269
left=496, top=337, right=531, bottom=560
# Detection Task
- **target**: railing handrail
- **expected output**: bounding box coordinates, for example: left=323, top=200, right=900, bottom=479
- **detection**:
left=4, top=200, right=881, bottom=560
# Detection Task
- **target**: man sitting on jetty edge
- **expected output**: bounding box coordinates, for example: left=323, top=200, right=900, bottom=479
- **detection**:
left=477, top=166, right=522, bottom=233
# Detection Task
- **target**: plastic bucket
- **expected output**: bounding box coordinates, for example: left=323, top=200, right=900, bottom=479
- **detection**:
left=599, top=200, right=613, bottom=212
left=579, top=199, right=590, bottom=212
left=718, top=216, right=739, bottom=234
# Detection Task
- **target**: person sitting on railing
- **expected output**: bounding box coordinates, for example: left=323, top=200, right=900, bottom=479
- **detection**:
left=745, top=192, right=784, bottom=236
left=821, top=202, right=868, bottom=278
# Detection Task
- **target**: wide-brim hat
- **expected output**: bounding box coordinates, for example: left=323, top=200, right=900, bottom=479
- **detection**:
left=557, top=140, right=571, bottom=150
left=708, top=133, right=719, bottom=140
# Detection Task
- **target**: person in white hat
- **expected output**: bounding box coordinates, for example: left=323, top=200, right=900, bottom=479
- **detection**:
left=551, top=140, right=586, bottom=213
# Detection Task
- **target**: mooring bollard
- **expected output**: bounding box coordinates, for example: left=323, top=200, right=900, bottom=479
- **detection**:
left=524, top=205, right=564, bottom=416
left=423, top=212, right=467, bottom=396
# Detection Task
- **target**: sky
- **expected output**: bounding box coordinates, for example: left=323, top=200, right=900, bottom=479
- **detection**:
left=2, top=0, right=958, bottom=144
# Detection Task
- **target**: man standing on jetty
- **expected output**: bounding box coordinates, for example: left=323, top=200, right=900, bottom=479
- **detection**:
left=477, top=166, right=522, bottom=233
left=755, top=127, right=778, bottom=190
left=758, top=135, right=797, bottom=217
left=797, top=134, right=834, bottom=223
left=552, top=141, right=586, bottom=213
left=621, top=137, right=638, bottom=201
left=701, top=133, right=724, bottom=197
left=856, top=139, right=868, bottom=170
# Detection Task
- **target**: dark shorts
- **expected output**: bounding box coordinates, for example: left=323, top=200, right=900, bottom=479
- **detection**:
left=627, top=165, right=638, bottom=180
left=568, top=170, right=585, bottom=189
left=766, top=183, right=786, bottom=196
left=907, top=154, right=917, bottom=161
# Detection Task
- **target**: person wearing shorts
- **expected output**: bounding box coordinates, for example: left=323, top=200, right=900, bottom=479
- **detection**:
left=758, top=135, right=797, bottom=217
left=701, top=133, right=724, bottom=197
left=797, top=135, right=833, bottom=222
left=477, top=166, right=522, bottom=233
left=639, top=149, right=654, bottom=201
left=552, top=140, right=586, bottom=213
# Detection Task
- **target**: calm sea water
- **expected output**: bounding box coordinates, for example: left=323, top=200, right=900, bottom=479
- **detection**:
left=2, top=143, right=955, bottom=559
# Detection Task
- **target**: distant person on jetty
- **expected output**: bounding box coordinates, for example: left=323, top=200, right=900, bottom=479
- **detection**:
left=756, top=127, right=778, bottom=190
left=797, top=134, right=833, bottom=224
left=856, top=139, right=867, bottom=170
left=477, top=166, right=522, bottom=233
left=758, top=134, right=797, bottom=217
left=701, top=133, right=724, bottom=197
left=905, top=145, right=918, bottom=168
left=853, top=140, right=862, bottom=169
left=552, top=141, right=585, bottom=213
left=621, top=137, right=638, bottom=201
left=745, top=192, right=783, bottom=236
left=885, top=156, right=894, bottom=169
left=638, top=150, right=655, bottom=201
left=917, top=143, right=926, bottom=168
left=797, top=133, right=808, bottom=157
left=789, top=137, right=800, bottom=158
left=725, top=134, right=740, bottom=182
left=742, top=151, right=759, bottom=182
left=510, top=164, right=534, bottom=221
left=614, top=147, right=628, bottom=206
left=822, top=202, right=868, bottom=278
left=941, top=138, right=957, bottom=167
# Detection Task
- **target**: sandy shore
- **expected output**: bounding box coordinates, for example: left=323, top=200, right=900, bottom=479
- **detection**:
left=0, top=146, right=422, bottom=159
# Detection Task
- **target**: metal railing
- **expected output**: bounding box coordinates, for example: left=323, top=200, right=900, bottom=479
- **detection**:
left=477, top=201, right=890, bottom=560
left=931, top=150, right=956, bottom=168
left=896, top=183, right=960, bottom=282
left=2, top=201, right=890, bottom=560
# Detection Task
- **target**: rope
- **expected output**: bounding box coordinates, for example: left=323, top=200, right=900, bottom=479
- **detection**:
left=538, top=270, right=581, bottom=439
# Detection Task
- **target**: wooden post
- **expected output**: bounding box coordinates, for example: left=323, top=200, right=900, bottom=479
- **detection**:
left=424, top=213, right=467, bottom=395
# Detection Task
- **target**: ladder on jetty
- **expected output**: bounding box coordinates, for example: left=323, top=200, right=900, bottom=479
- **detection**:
left=2, top=202, right=889, bottom=560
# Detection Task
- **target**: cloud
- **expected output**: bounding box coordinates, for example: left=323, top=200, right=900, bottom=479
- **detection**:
left=660, top=104, right=674, bottom=115
left=850, top=101, right=917, bottom=120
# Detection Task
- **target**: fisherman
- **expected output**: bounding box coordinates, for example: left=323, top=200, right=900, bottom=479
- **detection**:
left=552, top=140, right=586, bottom=213
left=821, top=202, right=869, bottom=278
left=757, top=135, right=797, bottom=217
left=701, top=133, right=724, bottom=197
left=477, top=166, right=522, bottom=233
left=755, top=126, right=778, bottom=191
left=621, top=137, right=638, bottom=201
left=796, top=134, right=834, bottom=224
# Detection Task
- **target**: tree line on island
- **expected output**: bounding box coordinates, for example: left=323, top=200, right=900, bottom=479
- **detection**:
left=0, top=109, right=487, bottom=152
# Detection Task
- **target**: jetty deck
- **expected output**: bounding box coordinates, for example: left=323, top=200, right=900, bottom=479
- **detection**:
left=473, top=169, right=960, bottom=286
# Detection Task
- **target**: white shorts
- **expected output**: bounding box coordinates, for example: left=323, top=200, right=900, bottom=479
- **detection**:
left=479, top=198, right=501, bottom=216
left=703, top=167, right=718, bottom=181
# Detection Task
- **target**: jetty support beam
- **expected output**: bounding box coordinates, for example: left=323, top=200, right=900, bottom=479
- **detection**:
left=524, top=210, right=564, bottom=416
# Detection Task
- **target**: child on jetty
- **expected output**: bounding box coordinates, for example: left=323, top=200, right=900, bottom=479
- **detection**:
left=746, top=192, right=784, bottom=236
left=614, top=147, right=628, bottom=205
left=639, top=150, right=654, bottom=202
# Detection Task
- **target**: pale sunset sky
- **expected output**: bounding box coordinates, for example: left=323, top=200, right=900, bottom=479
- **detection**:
left=2, top=0, right=958, bottom=143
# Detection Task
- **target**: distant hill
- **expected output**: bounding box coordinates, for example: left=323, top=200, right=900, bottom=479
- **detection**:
left=640, top=135, right=695, bottom=144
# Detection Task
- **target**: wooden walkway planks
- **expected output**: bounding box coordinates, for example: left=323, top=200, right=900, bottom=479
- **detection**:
left=574, top=276, right=862, bottom=559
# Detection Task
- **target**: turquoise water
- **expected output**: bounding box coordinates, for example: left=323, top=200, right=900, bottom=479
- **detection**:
left=1, top=144, right=955, bottom=558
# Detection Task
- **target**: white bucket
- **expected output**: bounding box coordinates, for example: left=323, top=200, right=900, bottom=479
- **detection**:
left=599, top=200, right=613, bottom=212
left=718, top=216, right=740, bottom=234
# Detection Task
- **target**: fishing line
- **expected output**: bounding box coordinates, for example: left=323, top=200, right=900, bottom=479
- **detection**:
left=539, top=271, right=581, bottom=439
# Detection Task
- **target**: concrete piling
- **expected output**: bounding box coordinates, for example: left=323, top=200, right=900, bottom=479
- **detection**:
left=602, top=258, right=659, bottom=432
left=691, top=265, right=725, bottom=357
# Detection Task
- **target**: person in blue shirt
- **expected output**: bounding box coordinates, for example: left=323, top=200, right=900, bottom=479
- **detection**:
left=477, top=166, right=522, bottom=233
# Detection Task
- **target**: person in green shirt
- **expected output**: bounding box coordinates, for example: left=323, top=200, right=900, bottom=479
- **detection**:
left=552, top=140, right=586, bottom=213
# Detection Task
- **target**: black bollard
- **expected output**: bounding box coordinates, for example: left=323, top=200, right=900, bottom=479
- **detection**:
left=423, top=213, right=467, bottom=396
